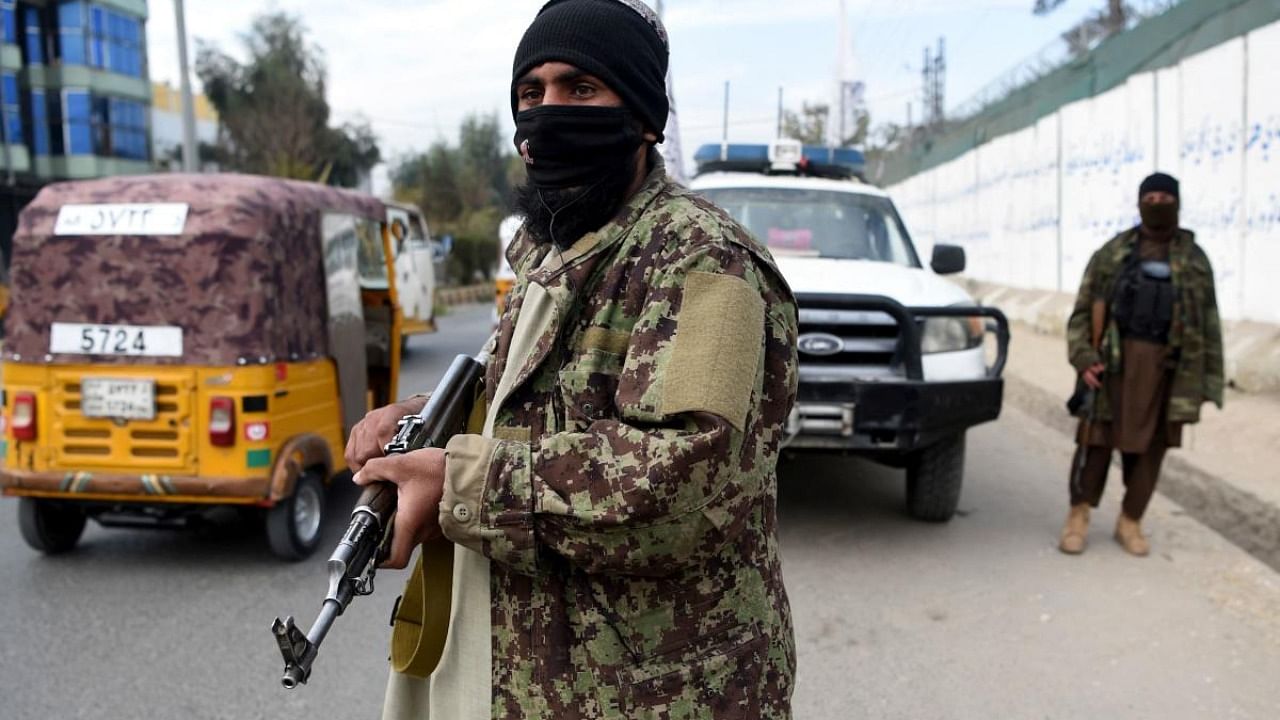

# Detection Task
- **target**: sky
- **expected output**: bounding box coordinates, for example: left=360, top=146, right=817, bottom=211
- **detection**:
left=145, top=0, right=1102, bottom=193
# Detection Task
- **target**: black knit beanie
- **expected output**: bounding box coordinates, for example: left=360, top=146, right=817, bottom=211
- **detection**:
left=512, top=0, right=670, bottom=142
left=1139, top=172, right=1179, bottom=201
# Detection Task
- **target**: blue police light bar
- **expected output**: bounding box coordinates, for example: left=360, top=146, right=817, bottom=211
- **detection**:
left=693, top=143, right=770, bottom=165
left=694, top=142, right=866, bottom=180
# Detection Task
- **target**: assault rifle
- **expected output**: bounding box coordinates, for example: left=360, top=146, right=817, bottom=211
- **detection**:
left=271, top=353, right=487, bottom=689
left=1068, top=300, right=1108, bottom=497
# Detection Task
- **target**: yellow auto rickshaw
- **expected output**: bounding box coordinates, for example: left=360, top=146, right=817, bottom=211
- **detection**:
left=0, top=173, right=402, bottom=560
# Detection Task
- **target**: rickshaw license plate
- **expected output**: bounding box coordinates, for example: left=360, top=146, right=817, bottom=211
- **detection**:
left=50, top=323, right=183, bottom=357
left=81, top=378, right=156, bottom=420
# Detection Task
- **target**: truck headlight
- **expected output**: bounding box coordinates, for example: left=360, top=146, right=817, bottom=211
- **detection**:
left=921, top=308, right=984, bottom=354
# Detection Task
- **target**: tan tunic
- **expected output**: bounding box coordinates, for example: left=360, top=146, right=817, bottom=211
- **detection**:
left=1085, top=235, right=1183, bottom=452
left=381, top=253, right=563, bottom=720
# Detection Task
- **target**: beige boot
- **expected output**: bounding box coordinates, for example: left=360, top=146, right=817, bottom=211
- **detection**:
left=1058, top=504, right=1090, bottom=554
left=1114, top=514, right=1150, bottom=557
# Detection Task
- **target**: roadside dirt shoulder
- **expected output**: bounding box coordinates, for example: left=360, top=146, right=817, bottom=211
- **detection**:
left=998, top=321, right=1280, bottom=572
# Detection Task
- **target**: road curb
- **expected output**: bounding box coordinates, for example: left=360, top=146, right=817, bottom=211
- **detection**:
left=1003, top=372, right=1280, bottom=573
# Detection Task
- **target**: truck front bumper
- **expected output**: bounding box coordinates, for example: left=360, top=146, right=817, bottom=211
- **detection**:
left=787, top=293, right=1009, bottom=454
left=785, top=377, right=1004, bottom=453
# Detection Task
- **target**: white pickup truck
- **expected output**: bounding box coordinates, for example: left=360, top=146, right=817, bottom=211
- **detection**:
left=691, top=140, right=1009, bottom=522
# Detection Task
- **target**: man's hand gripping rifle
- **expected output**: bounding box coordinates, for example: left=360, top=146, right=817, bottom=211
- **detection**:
left=271, top=352, right=486, bottom=689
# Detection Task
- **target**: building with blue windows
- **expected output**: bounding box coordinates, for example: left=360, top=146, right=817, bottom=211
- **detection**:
left=1, top=0, right=150, bottom=265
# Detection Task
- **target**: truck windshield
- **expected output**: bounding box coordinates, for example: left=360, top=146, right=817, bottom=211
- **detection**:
left=699, top=187, right=919, bottom=267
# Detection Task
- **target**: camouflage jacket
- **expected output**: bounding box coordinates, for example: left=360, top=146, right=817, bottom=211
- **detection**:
left=1066, top=227, right=1225, bottom=423
left=438, top=161, right=799, bottom=719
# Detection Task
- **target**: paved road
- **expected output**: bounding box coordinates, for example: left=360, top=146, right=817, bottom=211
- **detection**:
left=2, top=303, right=1278, bottom=719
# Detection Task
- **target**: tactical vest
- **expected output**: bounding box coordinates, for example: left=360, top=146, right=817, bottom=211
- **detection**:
left=1111, top=243, right=1175, bottom=344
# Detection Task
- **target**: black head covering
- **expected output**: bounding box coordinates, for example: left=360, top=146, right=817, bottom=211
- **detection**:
left=511, top=0, right=670, bottom=141
left=1139, top=172, right=1179, bottom=201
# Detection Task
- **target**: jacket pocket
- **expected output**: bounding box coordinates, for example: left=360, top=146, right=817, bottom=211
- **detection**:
left=556, top=357, right=621, bottom=432
left=621, top=623, right=766, bottom=718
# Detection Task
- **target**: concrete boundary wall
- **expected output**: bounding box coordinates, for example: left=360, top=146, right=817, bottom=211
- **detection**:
left=890, top=18, right=1280, bottom=326
left=960, top=277, right=1280, bottom=393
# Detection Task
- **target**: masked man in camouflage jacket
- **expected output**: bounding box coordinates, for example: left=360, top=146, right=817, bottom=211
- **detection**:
left=1060, top=172, right=1224, bottom=557
left=347, top=1, right=799, bottom=717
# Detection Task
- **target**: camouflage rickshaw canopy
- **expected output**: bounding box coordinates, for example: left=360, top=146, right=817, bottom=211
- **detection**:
left=6, top=173, right=386, bottom=367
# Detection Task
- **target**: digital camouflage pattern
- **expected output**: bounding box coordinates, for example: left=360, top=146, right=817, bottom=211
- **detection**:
left=1066, top=227, right=1225, bottom=423
left=439, top=160, right=799, bottom=718
left=7, top=173, right=384, bottom=366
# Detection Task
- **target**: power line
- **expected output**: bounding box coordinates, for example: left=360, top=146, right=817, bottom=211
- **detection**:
left=330, top=110, right=451, bottom=133
left=865, top=86, right=918, bottom=103
left=682, top=116, right=780, bottom=132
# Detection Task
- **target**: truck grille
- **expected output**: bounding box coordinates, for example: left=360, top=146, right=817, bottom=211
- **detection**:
left=796, top=306, right=904, bottom=377
left=51, top=370, right=196, bottom=472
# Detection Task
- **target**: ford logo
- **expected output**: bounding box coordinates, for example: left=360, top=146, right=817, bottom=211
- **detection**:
left=797, top=333, right=843, bottom=356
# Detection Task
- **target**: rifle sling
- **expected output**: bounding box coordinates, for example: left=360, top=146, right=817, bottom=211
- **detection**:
left=389, top=537, right=454, bottom=678
left=388, top=381, right=488, bottom=678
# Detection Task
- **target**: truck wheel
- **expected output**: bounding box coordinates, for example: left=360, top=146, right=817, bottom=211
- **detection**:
left=18, top=498, right=87, bottom=554
left=267, top=471, right=327, bottom=561
left=905, top=432, right=966, bottom=523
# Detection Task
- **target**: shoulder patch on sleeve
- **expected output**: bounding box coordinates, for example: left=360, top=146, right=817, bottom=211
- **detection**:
left=660, top=270, right=765, bottom=431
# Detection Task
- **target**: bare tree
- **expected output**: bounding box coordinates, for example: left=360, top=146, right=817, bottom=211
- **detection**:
left=781, top=102, right=868, bottom=147
left=196, top=13, right=379, bottom=186
left=1035, top=0, right=1131, bottom=57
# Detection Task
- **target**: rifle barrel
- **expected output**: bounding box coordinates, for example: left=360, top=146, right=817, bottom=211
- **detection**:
left=272, top=352, right=487, bottom=689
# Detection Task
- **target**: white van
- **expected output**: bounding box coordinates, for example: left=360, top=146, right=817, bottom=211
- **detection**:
left=386, top=202, right=438, bottom=339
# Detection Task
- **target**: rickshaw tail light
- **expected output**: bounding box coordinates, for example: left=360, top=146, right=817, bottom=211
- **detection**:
left=12, top=392, right=36, bottom=441
left=210, top=396, right=236, bottom=447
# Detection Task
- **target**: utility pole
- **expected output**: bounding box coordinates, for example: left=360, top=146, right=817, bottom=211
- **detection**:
left=934, top=37, right=946, bottom=125
left=777, top=87, right=784, bottom=139
left=832, top=0, right=864, bottom=148
left=721, top=81, right=730, bottom=152
left=174, top=0, right=199, bottom=172
left=922, top=45, right=933, bottom=127
left=836, top=0, right=848, bottom=145
left=921, top=37, right=946, bottom=127
left=654, top=0, right=686, bottom=182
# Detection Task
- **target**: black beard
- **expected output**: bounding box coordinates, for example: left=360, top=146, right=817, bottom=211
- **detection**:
left=512, top=152, right=638, bottom=249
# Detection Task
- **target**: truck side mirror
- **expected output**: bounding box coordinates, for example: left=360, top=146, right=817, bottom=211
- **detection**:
left=931, top=244, right=966, bottom=275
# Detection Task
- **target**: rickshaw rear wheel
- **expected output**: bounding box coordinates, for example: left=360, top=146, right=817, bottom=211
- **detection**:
left=266, top=470, right=327, bottom=561
left=17, top=498, right=87, bottom=554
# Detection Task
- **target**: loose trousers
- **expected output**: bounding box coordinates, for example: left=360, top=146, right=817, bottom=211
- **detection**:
left=1068, top=437, right=1169, bottom=520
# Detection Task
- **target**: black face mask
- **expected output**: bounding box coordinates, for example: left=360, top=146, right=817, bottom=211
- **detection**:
left=1139, top=201, right=1179, bottom=232
left=512, top=148, right=638, bottom=250
left=514, top=105, right=643, bottom=189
